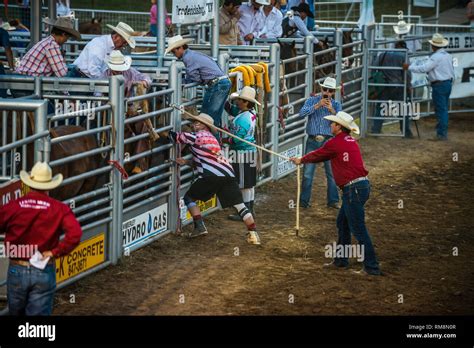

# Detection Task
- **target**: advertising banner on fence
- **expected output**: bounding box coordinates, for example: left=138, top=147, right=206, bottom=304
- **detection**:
left=410, top=51, right=474, bottom=99
left=277, top=144, right=303, bottom=176
left=56, top=233, right=105, bottom=284
left=180, top=195, right=217, bottom=222
left=122, top=204, right=168, bottom=248
left=0, top=179, right=29, bottom=207
left=172, top=0, right=215, bottom=25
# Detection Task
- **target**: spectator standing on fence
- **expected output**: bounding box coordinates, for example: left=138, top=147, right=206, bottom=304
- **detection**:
left=149, top=0, right=172, bottom=37
left=281, top=3, right=322, bottom=46
left=371, top=41, right=414, bottom=138
left=158, top=113, right=261, bottom=245
left=298, top=77, right=341, bottom=209
left=258, top=0, right=283, bottom=39
left=403, top=33, right=454, bottom=141
left=224, top=87, right=259, bottom=221
left=219, top=0, right=242, bottom=45
left=284, top=0, right=314, bottom=29
left=0, top=162, right=83, bottom=315
left=8, top=19, right=30, bottom=48
left=290, top=112, right=381, bottom=276
left=16, top=17, right=80, bottom=78
left=71, top=22, right=135, bottom=78
left=99, top=51, right=152, bottom=175
left=0, top=25, right=15, bottom=98
left=238, top=0, right=267, bottom=45
left=165, top=35, right=231, bottom=128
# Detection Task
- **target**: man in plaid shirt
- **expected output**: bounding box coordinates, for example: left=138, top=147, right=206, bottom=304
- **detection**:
left=16, top=17, right=80, bottom=77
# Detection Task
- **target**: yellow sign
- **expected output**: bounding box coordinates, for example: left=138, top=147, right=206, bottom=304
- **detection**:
left=185, top=195, right=217, bottom=220
left=56, top=234, right=105, bottom=283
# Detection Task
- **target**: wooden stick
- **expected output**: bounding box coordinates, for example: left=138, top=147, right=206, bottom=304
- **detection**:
left=173, top=105, right=291, bottom=161
left=296, top=164, right=301, bottom=236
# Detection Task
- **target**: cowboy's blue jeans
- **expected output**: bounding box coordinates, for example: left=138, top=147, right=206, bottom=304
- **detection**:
left=335, top=180, right=380, bottom=273
left=300, top=136, right=339, bottom=207
left=7, top=263, right=56, bottom=316
left=431, top=80, right=452, bottom=139
left=200, top=78, right=232, bottom=129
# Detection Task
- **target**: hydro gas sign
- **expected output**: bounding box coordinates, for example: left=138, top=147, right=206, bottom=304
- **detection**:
left=122, top=203, right=168, bottom=248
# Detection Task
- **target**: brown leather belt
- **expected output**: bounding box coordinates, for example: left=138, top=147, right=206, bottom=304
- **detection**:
left=310, top=134, right=332, bottom=142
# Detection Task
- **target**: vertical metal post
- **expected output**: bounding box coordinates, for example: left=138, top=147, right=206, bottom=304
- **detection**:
left=219, top=53, right=230, bottom=126
left=211, top=0, right=219, bottom=58
left=30, top=0, right=42, bottom=48
left=34, top=76, right=42, bottom=98
left=270, top=43, right=281, bottom=180
left=334, top=29, right=343, bottom=103
left=169, top=61, right=182, bottom=233
left=157, top=0, right=166, bottom=67
left=110, top=75, right=125, bottom=264
left=304, top=35, right=314, bottom=97
left=435, top=0, right=440, bottom=32
left=34, top=101, right=48, bottom=163
left=48, top=0, right=57, bottom=20
left=361, top=24, right=375, bottom=138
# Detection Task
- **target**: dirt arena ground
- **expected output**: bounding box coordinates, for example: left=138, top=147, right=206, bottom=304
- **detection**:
left=53, top=114, right=474, bottom=315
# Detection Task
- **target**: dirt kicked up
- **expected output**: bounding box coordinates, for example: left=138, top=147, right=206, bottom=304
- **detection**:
left=53, top=114, right=474, bottom=315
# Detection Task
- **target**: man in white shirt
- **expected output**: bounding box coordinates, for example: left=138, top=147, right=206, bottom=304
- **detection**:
left=403, top=33, right=455, bottom=141
left=71, top=22, right=136, bottom=78
left=238, top=0, right=268, bottom=45
left=282, top=3, right=321, bottom=46
left=258, top=0, right=283, bottom=39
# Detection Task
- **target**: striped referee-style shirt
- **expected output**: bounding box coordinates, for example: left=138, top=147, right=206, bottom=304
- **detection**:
left=169, top=130, right=235, bottom=178
left=16, top=35, right=68, bottom=77
left=299, top=95, right=342, bottom=136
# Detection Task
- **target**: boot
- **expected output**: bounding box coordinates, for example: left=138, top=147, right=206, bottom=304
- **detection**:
left=187, top=219, right=208, bottom=238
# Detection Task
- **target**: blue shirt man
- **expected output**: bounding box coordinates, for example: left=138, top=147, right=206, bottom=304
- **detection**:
left=166, top=35, right=231, bottom=128
left=0, top=27, right=14, bottom=98
left=298, top=77, right=342, bottom=208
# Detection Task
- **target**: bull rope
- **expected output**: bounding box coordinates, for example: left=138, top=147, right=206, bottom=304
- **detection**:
left=171, top=105, right=301, bottom=235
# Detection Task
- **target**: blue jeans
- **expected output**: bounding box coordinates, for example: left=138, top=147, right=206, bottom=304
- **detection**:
left=431, top=80, right=452, bottom=139
left=7, top=263, right=56, bottom=316
left=300, top=136, right=339, bottom=206
left=200, top=78, right=232, bottom=129
left=335, top=180, right=380, bottom=273
left=150, top=24, right=157, bottom=36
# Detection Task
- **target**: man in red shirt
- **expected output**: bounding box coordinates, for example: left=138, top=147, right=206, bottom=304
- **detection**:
left=0, top=162, right=82, bottom=315
left=290, top=112, right=381, bottom=275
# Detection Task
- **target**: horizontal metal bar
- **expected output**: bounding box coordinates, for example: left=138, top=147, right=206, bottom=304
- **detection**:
left=0, top=130, right=49, bottom=154
left=124, top=172, right=172, bottom=194
left=282, top=55, right=307, bottom=64
left=313, top=61, right=337, bottom=71
left=51, top=126, right=111, bottom=144
left=313, top=47, right=337, bottom=57
left=124, top=107, right=173, bottom=125
left=124, top=161, right=172, bottom=184
left=49, top=146, right=112, bottom=167
left=61, top=166, right=111, bottom=189
left=279, top=126, right=305, bottom=141
left=123, top=190, right=172, bottom=215
left=77, top=206, right=112, bottom=222
left=64, top=186, right=111, bottom=205
left=126, top=88, right=174, bottom=103
left=123, top=181, right=171, bottom=205
left=0, top=99, right=46, bottom=111
left=80, top=217, right=113, bottom=232
left=49, top=104, right=111, bottom=122
left=278, top=133, right=306, bottom=148
left=342, top=40, right=364, bottom=49
left=73, top=196, right=111, bottom=215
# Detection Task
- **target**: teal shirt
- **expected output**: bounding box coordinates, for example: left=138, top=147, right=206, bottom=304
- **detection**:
left=229, top=109, right=257, bottom=152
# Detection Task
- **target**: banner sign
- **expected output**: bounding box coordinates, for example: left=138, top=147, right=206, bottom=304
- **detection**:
left=414, top=0, right=435, bottom=7
left=410, top=51, right=474, bottom=99
left=172, top=0, right=215, bottom=25
left=122, top=204, right=168, bottom=248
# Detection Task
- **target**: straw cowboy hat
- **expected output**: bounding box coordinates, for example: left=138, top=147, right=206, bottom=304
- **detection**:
left=186, top=113, right=216, bottom=131
left=428, top=33, right=449, bottom=48
left=230, top=86, right=261, bottom=106
left=165, top=35, right=193, bottom=54
left=1, top=22, right=16, bottom=31
left=106, top=22, right=136, bottom=48
left=20, top=162, right=63, bottom=191
left=43, top=16, right=81, bottom=39
left=319, top=77, right=341, bottom=90
left=107, top=50, right=132, bottom=71
left=255, top=0, right=271, bottom=5
left=393, top=20, right=412, bottom=35
left=324, top=111, right=360, bottom=135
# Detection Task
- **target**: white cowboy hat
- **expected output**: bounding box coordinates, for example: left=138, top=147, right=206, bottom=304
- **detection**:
left=324, top=111, right=360, bottom=135
left=1, top=22, right=16, bottom=31
left=230, top=86, right=261, bottom=106
left=393, top=20, right=412, bottom=35
left=186, top=113, right=216, bottom=131
left=43, top=16, right=81, bottom=39
left=107, top=50, right=132, bottom=71
left=106, top=22, right=136, bottom=48
left=255, top=0, right=271, bottom=5
left=165, top=35, right=193, bottom=54
left=319, top=77, right=340, bottom=90
left=428, top=33, right=449, bottom=48
left=20, top=162, right=63, bottom=191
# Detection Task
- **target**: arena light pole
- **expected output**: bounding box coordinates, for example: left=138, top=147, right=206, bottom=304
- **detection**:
left=47, top=0, right=57, bottom=20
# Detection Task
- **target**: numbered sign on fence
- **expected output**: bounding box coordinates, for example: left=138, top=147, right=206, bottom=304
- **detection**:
left=172, top=0, right=215, bottom=25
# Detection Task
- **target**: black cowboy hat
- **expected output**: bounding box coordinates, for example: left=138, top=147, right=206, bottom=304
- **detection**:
left=291, top=3, right=314, bottom=19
